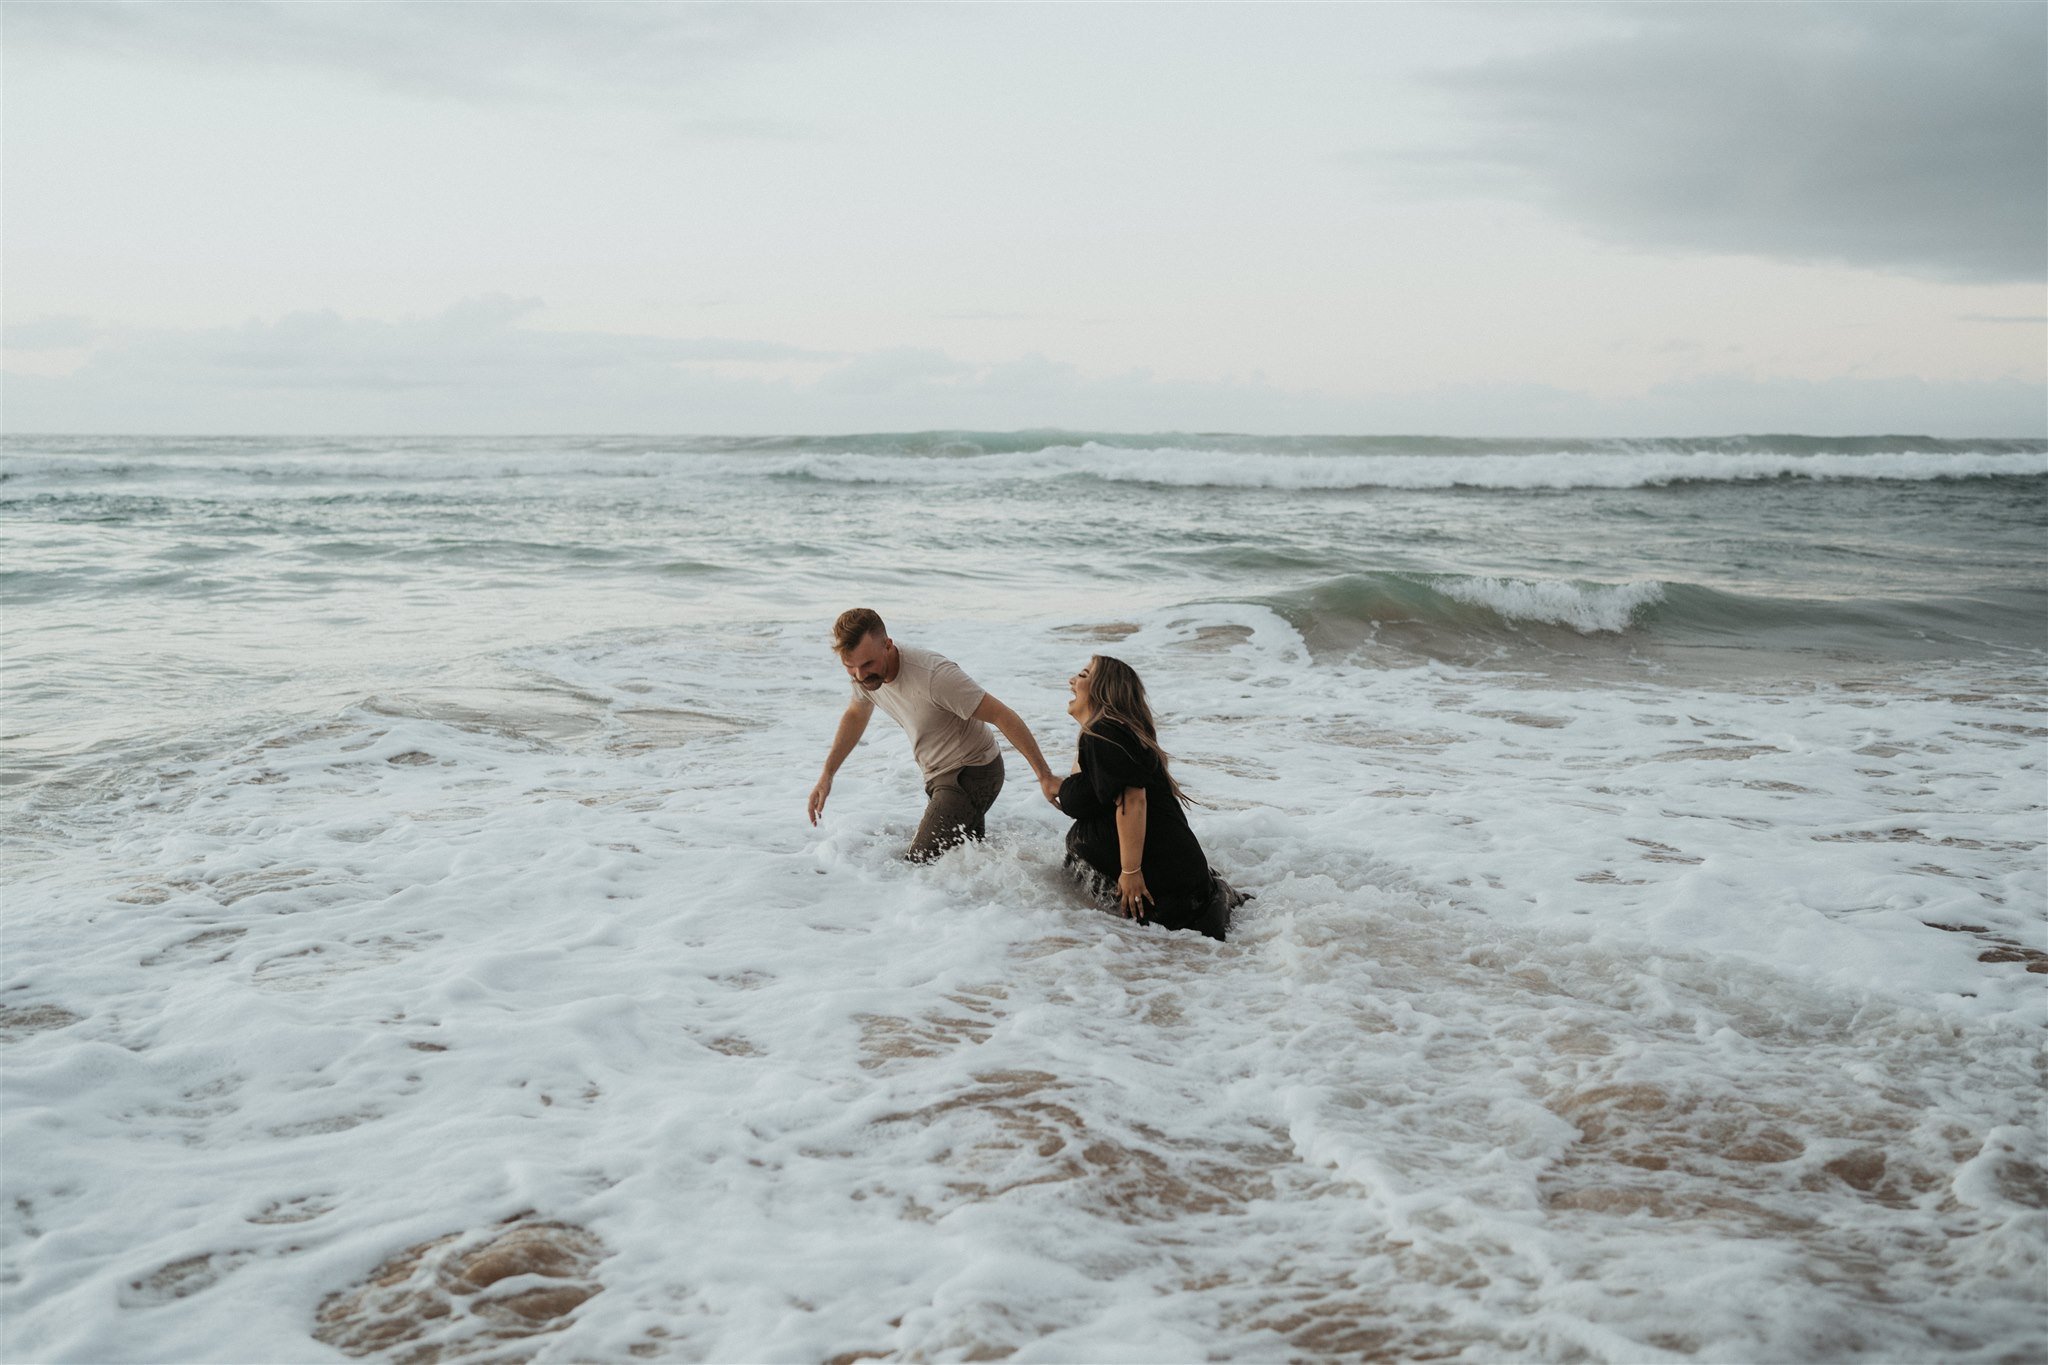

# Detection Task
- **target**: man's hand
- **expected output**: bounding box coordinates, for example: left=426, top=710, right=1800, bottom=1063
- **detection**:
left=810, top=704, right=870, bottom=827
left=1038, top=771, right=1063, bottom=809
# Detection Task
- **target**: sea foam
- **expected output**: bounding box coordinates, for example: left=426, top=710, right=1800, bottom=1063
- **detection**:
left=4, top=434, right=2044, bottom=1363
left=1430, top=575, right=1667, bottom=633
left=4, top=606, right=2043, bottom=1363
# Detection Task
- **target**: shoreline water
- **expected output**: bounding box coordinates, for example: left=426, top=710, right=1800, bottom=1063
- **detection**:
left=3, top=435, right=2044, bottom=1362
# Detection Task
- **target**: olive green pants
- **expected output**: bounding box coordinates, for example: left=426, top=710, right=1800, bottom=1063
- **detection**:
left=906, top=754, right=1005, bottom=862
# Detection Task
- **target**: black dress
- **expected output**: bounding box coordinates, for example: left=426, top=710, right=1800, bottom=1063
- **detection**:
left=1058, top=720, right=1241, bottom=941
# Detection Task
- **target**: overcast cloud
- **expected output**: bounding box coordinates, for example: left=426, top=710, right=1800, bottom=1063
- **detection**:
left=1433, top=4, right=2048, bottom=283
left=4, top=4, right=2041, bottom=435
left=7, top=297, right=2038, bottom=438
left=2, top=2, right=874, bottom=106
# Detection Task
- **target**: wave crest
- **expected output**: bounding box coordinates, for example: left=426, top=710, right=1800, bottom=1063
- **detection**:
left=1257, top=571, right=2048, bottom=664
left=1430, top=576, right=1667, bottom=634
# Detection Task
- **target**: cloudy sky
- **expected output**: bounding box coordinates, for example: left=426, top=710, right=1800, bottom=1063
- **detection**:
left=3, top=2, right=2043, bottom=436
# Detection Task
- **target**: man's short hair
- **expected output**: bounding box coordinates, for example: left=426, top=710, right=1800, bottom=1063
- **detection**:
left=833, top=607, right=887, bottom=655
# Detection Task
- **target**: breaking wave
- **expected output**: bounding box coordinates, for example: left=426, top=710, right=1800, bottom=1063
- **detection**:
left=1256, top=572, right=2047, bottom=655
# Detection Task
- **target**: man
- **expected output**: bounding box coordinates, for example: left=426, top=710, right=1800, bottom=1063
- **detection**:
left=807, top=607, right=1063, bottom=860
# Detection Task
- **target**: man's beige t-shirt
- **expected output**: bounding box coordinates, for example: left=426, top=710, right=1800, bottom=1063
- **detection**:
left=853, top=645, right=1000, bottom=782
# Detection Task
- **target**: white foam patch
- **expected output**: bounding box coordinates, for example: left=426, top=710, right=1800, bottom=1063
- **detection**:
left=3, top=612, right=2043, bottom=1362
left=1431, top=576, right=1667, bottom=633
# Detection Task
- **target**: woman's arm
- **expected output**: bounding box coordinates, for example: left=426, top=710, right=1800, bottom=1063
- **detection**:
left=1114, top=786, right=1152, bottom=920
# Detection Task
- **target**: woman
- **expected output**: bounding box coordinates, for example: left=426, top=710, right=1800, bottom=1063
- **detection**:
left=1058, top=655, right=1246, bottom=941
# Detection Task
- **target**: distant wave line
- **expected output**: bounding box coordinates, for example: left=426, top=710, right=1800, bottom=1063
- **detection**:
left=4, top=442, right=2044, bottom=493
left=762, top=446, right=2048, bottom=490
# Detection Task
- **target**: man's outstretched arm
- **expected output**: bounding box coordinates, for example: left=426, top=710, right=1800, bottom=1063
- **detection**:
left=972, top=693, right=1063, bottom=808
left=809, top=702, right=872, bottom=824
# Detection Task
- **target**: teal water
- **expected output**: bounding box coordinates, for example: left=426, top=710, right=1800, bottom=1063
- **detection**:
left=3, top=432, right=2044, bottom=793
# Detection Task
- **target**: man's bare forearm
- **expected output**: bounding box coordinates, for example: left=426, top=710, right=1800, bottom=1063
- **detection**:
left=809, top=705, right=870, bottom=824
left=976, top=696, right=1054, bottom=780
left=995, top=711, right=1056, bottom=781
left=820, top=706, right=868, bottom=777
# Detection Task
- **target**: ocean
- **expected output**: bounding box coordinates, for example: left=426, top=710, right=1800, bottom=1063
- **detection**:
left=2, top=432, right=2044, bottom=1363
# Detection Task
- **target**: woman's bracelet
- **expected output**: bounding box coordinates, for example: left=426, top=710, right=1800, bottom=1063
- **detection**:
left=1121, top=867, right=1142, bottom=875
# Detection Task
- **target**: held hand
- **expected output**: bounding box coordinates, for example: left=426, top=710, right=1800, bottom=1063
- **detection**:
left=1038, top=772, right=1063, bottom=809
left=807, top=775, right=832, bottom=826
left=1117, top=869, right=1153, bottom=921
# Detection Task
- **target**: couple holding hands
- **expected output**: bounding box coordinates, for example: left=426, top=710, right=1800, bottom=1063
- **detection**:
left=807, top=608, right=1246, bottom=941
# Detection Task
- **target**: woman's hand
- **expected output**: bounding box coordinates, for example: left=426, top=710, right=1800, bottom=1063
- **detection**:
left=1117, top=868, right=1153, bottom=921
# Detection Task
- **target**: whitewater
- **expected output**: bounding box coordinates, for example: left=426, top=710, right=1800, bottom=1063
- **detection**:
left=3, top=433, right=2044, bottom=1363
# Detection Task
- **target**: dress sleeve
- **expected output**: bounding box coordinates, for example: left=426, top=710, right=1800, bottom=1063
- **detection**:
left=1058, top=769, right=1107, bottom=820
left=1083, top=723, right=1153, bottom=807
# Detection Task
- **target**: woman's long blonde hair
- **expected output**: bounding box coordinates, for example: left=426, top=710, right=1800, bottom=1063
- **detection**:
left=1081, top=654, right=1191, bottom=808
